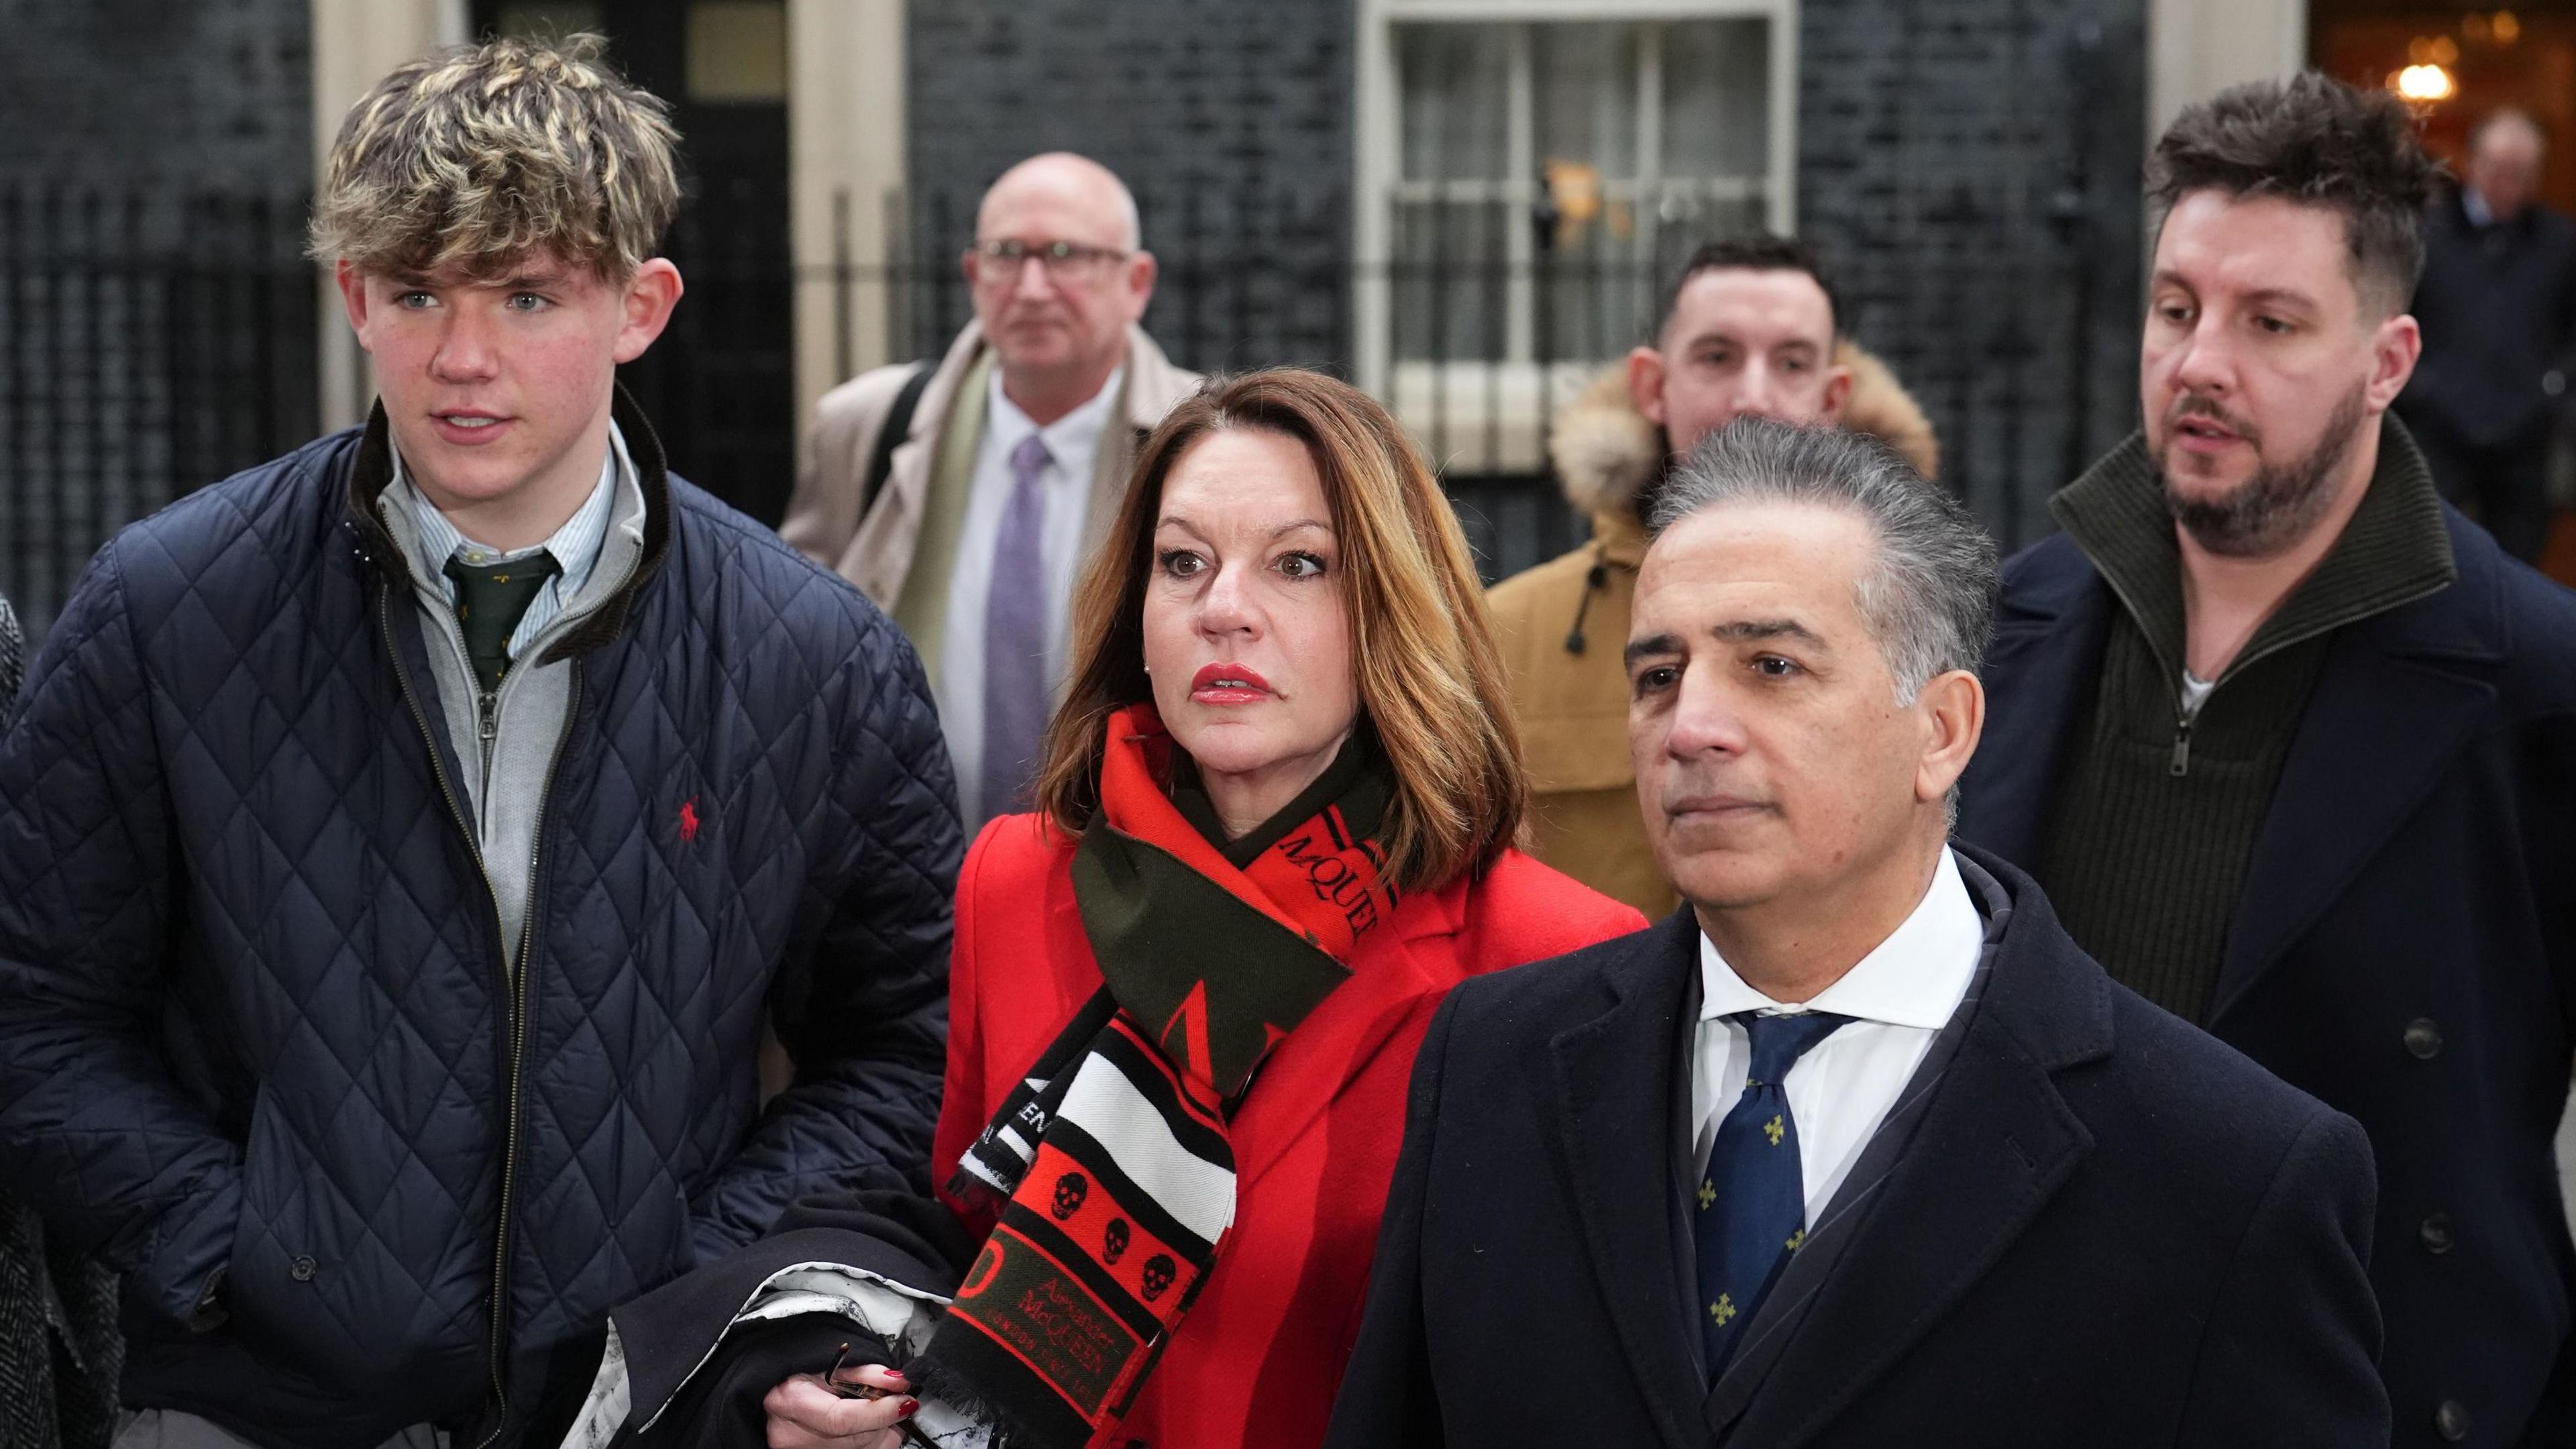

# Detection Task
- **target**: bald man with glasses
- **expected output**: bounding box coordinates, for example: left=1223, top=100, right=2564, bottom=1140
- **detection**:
left=784, top=153, right=1201, bottom=824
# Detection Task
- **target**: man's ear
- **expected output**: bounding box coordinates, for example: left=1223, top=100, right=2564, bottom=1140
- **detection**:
left=1122, top=250, right=1159, bottom=323
left=335, top=260, right=375, bottom=352
left=1914, top=669, right=1986, bottom=806
left=613, top=258, right=686, bottom=365
left=2365, top=312, right=2422, bottom=413
left=1627, top=345, right=1670, bottom=430
left=1818, top=362, right=1855, bottom=423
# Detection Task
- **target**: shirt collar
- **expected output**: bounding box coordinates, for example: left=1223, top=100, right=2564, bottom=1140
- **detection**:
left=2463, top=186, right=2498, bottom=229
left=1699, top=847, right=1984, bottom=1030
left=390, top=423, right=627, bottom=596
left=986, top=364, right=1126, bottom=478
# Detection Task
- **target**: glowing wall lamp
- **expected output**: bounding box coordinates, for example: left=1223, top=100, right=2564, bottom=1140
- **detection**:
left=2391, top=63, right=2459, bottom=103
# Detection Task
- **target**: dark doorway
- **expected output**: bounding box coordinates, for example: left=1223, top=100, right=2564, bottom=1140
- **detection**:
left=2312, top=0, right=2576, bottom=209
left=2312, top=0, right=2576, bottom=587
left=476, top=1, right=796, bottom=523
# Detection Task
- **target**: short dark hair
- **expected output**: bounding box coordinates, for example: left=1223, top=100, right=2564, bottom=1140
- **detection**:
left=1657, top=234, right=1839, bottom=342
left=2149, top=70, right=2436, bottom=315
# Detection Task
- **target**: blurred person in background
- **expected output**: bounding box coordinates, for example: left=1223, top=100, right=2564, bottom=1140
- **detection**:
left=566, top=370, right=1643, bottom=1449
left=1962, top=73, right=2576, bottom=1447
left=0, top=587, right=123, bottom=1449
left=0, top=36, right=959, bottom=1448
left=2398, top=107, right=2576, bottom=563
left=1485, top=235, right=1939, bottom=918
left=783, top=153, right=1201, bottom=828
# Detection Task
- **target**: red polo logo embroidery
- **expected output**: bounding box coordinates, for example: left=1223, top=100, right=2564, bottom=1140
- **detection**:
left=678, top=797, right=701, bottom=843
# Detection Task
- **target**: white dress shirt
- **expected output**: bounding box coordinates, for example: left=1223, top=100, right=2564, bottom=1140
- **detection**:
left=937, top=366, right=1124, bottom=820
left=1691, top=847, right=1985, bottom=1220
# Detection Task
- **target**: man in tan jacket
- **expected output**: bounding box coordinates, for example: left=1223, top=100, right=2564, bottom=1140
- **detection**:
left=1487, top=235, right=1939, bottom=917
left=782, top=153, right=1200, bottom=824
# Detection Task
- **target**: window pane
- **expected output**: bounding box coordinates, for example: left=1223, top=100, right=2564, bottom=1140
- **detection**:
left=1662, top=19, right=1771, bottom=180
left=1397, top=24, right=1512, bottom=182
left=1383, top=14, right=1778, bottom=369
left=1534, top=24, right=1640, bottom=181
left=1534, top=23, right=1643, bottom=359
left=1538, top=202, right=1654, bottom=360
left=1392, top=200, right=1510, bottom=361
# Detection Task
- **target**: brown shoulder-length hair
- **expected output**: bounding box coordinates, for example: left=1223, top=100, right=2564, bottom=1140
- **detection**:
left=1032, top=368, right=1527, bottom=894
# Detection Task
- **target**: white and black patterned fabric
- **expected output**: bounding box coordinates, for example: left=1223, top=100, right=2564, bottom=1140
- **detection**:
left=0, top=592, right=21, bottom=714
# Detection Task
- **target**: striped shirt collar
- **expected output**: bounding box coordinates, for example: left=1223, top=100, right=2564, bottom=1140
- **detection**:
left=390, top=425, right=630, bottom=659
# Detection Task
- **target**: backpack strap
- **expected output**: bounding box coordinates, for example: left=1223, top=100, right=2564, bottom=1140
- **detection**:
left=861, top=360, right=937, bottom=520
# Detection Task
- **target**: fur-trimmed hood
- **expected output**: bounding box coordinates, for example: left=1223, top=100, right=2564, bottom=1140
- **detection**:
left=1547, top=341, right=1942, bottom=523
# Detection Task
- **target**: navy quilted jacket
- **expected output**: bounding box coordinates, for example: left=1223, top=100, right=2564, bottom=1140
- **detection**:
left=0, top=399, right=962, bottom=1446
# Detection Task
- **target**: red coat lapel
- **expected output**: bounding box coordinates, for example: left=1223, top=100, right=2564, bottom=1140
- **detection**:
left=1230, top=877, right=1464, bottom=1193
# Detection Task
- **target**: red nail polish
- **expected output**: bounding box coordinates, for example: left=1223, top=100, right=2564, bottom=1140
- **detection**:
left=900, top=1398, right=921, bottom=1417
left=884, top=1368, right=909, bottom=1383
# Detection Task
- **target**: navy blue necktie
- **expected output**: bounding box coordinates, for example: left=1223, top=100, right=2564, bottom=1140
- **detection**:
left=1695, top=1010, right=1851, bottom=1375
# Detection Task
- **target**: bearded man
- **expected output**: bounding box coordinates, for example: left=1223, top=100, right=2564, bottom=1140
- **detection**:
left=1960, top=72, right=2576, bottom=1449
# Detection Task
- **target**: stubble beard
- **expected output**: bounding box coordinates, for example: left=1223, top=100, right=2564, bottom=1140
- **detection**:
left=2155, top=384, right=2370, bottom=559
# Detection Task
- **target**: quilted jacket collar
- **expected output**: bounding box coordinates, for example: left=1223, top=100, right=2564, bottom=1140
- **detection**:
left=343, top=384, right=674, bottom=664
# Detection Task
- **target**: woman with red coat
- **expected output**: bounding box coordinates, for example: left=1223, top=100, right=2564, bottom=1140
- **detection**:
left=896, top=370, right=1645, bottom=1449
left=574, top=370, right=1640, bottom=1449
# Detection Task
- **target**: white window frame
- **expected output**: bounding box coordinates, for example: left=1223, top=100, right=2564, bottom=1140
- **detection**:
left=1354, top=0, right=1799, bottom=473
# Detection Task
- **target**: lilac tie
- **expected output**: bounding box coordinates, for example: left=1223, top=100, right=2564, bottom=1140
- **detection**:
left=981, top=433, right=1054, bottom=820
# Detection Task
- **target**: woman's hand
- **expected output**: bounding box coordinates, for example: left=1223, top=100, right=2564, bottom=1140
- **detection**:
left=762, top=1361, right=920, bottom=1448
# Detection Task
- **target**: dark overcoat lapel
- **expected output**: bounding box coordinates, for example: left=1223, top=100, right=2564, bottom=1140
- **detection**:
left=1958, top=523, right=2508, bottom=1029
left=2211, top=527, right=2504, bottom=1019
left=1536, top=865, right=2117, bottom=1448
left=1709, top=859, right=2110, bottom=1446
left=1542, top=910, right=1709, bottom=1449
left=1959, top=547, right=2115, bottom=869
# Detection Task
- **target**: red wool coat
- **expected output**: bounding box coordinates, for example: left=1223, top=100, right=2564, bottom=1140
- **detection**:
left=932, top=814, right=1646, bottom=1449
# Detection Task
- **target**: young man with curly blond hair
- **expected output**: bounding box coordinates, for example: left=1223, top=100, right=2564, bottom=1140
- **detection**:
left=0, top=36, right=961, bottom=1449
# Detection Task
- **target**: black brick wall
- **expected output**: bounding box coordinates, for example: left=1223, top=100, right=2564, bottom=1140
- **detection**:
left=0, top=0, right=315, bottom=639
left=0, top=0, right=311, bottom=197
left=904, top=0, right=1356, bottom=376
left=1799, top=0, right=2148, bottom=544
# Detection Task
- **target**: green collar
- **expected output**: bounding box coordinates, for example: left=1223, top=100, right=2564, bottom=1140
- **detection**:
left=2049, top=413, right=2456, bottom=685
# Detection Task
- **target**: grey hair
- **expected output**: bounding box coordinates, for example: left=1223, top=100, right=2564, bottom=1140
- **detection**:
left=1648, top=417, right=1998, bottom=706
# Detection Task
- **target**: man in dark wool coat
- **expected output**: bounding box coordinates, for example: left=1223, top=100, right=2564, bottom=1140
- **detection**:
left=1958, top=71, right=2576, bottom=1449
left=1322, top=417, right=2387, bottom=1448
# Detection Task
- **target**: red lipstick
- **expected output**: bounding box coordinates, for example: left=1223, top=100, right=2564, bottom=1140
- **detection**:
left=1189, top=662, right=1273, bottom=706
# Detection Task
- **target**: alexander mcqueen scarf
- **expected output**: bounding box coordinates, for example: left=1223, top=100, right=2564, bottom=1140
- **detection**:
left=921, top=704, right=1399, bottom=1448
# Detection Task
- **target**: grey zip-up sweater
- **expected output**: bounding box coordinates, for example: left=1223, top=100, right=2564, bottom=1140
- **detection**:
left=375, top=434, right=649, bottom=967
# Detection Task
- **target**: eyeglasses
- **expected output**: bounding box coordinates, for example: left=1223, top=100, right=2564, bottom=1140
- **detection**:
left=969, top=237, right=1131, bottom=284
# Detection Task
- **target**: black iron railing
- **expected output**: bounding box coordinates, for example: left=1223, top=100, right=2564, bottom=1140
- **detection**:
left=1, top=177, right=2123, bottom=643
left=0, top=186, right=317, bottom=643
